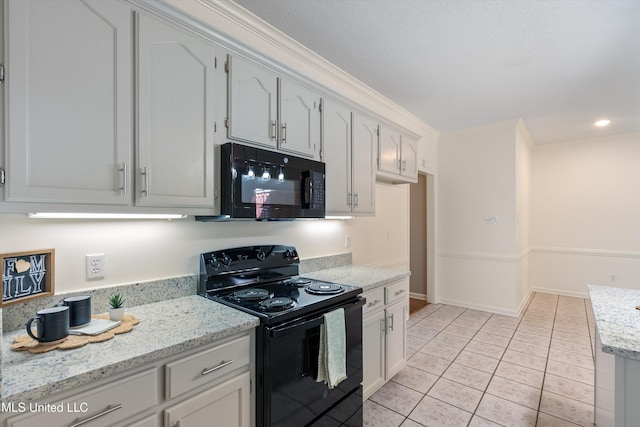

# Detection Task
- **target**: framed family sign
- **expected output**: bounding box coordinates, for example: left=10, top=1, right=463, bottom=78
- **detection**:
left=1, top=248, right=55, bottom=307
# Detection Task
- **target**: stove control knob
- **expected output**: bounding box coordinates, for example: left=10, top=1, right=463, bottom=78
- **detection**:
left=221, top=254, right=232, bottom=267
left=209, top=257, right=220, bottom=268
left=283, top=249, right=293, bottom=260
left=256, top=250, right=266, bottom=261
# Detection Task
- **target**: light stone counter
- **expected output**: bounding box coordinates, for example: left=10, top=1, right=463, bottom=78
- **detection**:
left=1, top=295, right=258, bottom=402
left=589, top=284, right=640, bottom=360
left=303, top=265, right=410, bottom=293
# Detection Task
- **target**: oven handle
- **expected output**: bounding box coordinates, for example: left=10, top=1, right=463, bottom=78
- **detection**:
left=269, top=297, right=364, bottom=338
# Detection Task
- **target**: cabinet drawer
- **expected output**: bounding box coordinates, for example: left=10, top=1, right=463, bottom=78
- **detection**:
left=165, top=335, right=250, bottom=399
left=7, top=369, right=158, bottom=427
left=385, top=279, right=409, bottom=305
left=362, top=288, right=385, bottom=315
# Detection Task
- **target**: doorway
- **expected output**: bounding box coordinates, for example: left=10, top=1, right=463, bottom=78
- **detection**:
left=409, top=173, right=428, bottom=312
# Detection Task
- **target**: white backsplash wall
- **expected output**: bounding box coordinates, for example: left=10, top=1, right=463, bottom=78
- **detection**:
left=0, top=214, right=353, bottom=293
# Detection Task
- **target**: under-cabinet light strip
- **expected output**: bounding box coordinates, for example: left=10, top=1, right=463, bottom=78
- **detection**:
left=28, top=213, right=187, bottom=220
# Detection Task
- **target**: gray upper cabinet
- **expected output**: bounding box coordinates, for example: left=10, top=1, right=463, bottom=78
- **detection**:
left=135, top=12, right=216, bottom=208
left=4, top=0, right=132, bottom=205
left=226, top=54, right=322, bottom=160
left=378, top=124, right=419, bottom=183
left=323, top=100, right=376, bottom=215
left=278, top=78, right=322, bottom=159
left=226, top=55, right=278, bottom=149
left=351, top=112, right=377, bottom=213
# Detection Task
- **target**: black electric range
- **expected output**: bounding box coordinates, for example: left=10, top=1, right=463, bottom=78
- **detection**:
left=199, top=245, right=364, bottom=427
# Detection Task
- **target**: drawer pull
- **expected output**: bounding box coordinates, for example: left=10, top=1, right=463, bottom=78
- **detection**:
left=394, top=289, right=406, bottom=296
left=202, top=359, right=233, bottom=376
left=367, top=299, right=381, bottom=308
left=68, top=404, right=122, bottom=427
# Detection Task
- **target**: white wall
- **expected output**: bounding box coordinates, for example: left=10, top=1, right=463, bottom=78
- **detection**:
left=0, top=215, right=352, bottom=293
left=351, top=182, right=410, bottom=270
left=437, top=120, right=523, bottom=315
left=0, top=182, right=413, bottom=294
left=515, top=121, right=533, bottom=307
left=530, top=132, right=640, bottom=297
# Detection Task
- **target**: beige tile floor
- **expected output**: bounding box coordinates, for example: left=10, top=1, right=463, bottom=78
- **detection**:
left=364, top=293, right=596, bottom=427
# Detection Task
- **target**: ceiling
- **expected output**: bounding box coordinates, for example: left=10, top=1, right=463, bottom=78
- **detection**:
left=233, top=0, right=640, bottom=144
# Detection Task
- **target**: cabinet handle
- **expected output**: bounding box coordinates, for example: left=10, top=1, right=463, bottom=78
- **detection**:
left=68, top=404, right=122, bottom=427
left=202, top=359, right=233, bottom=376
left=141, top=166, right=150, bottom=197
left=394, top=289, right=406, bottom=297
left=281, top=123, right=287, bottom=142
left=354, top=192, right=359, bottom=207
left=271, top=120, right=277, bottom=140
left=402, top=160, right=407, bottom=171
left=119, top=162, right=127, bottom=195
left=367, top=299, right=381, bottom=308
left=388, top=314, right=394, bottom=332
left=347, top=192, right=352, bottom=207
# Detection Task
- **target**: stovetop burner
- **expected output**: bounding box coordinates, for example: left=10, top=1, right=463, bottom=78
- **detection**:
left=305, top=283, right=344, bottom=295
left=200, top=245, right=362, bottom=323
left=259, top=297, right=296, bottom=312
left=286, top=278, right=311, bottom=287
left=231, top=288, right=273, bottom=301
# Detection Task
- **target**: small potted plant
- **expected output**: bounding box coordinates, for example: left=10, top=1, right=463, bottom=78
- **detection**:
left=108, top=293, right=126, bottom=321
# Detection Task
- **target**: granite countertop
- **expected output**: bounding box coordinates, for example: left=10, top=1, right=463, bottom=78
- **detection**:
left=1, top=295, right=259, bottom=402
left=303, top=265, right=410, bottom=292
left=589, top=285, right=640, bottom=360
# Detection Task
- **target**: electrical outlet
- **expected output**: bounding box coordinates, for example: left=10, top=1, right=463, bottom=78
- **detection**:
left=86, top=254, right=105, bottom=279
left=344, top=235, right=352, bottom=248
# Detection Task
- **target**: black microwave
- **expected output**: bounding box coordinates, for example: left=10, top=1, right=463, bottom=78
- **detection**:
left=213, top=143, right=325, bottom=220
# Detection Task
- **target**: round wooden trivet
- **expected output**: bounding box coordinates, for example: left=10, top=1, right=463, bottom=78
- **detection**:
left=11, top=314, right=139, bottom=354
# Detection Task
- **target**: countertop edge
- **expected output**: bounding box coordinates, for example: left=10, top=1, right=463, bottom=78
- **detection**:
left=588, top=284, right=640, bottom=361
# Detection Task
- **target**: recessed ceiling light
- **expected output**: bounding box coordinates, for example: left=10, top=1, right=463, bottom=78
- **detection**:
left=595, top=119, right=611, bottom=127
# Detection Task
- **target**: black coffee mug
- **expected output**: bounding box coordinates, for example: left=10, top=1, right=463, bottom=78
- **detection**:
left=61, top=295, right=91, bottom=327
left=25, top=306, right=70, bottom=343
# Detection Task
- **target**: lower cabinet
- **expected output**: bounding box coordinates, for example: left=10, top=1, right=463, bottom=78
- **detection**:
left=362, top=278, right=409, bottom=400
left=164, top=372, right=250, bottom=427
left=4, top=332, right=253, bottom=427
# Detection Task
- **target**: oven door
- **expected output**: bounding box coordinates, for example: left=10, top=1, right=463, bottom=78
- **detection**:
left=257, top=298, right=364, bottom=427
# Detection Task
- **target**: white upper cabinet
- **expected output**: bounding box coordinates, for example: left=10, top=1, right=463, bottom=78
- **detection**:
left=378, top=124, right=402, bottom=176
left=136, top=13, right=216, bottom=208
left=4, top=0, right=132, bottom=205
left=351, top=112, right=377, bottom=214
left=226, top=55, right=278, bottom=149
left=226, top=55, right=322, bottom=160
left=323, top=100, right=352, bottom=214
left=278, top=78, right=322, bottom=159
left=323, top=101, right=376, bottom=215
left=400, top=135, right=419, bottom=181
left=377, top=124, right=419, bottom=183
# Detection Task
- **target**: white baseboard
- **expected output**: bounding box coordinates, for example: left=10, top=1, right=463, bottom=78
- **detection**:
left=435, top=297, right=521, bottom=317
left=409, top=292, right=428, bottom=301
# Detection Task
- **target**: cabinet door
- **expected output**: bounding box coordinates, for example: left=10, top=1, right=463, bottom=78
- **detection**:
left=227, top=55, right=278, bottom=149
left=400, top=136, right=418, bottom=181
left=136, top=13, right=215, bottom=208
left=386, top=299, right=408, bottom=379
left=363, top=309, right=386, bottom=400
left=164, top=372, right=250, bottom=427
left=351, top=113, right=377, bottom=214
left=322, top=100, right=352, bottom=214
left=278, top=79, right=321, bottom=159
left=5, top=0, right=132, bottom=205
left=378, top=125, right=401, bottom=175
